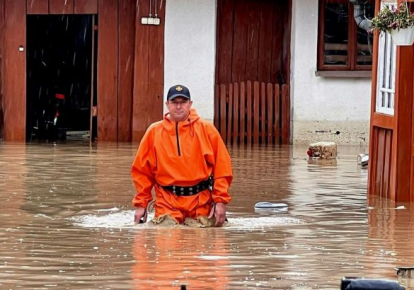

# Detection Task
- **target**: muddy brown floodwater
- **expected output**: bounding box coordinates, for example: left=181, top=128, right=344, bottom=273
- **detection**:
left=0, top=142, right=413, bottom=289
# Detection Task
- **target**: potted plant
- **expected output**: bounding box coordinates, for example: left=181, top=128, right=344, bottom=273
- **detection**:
left=369, top=2, right=414, bottom=46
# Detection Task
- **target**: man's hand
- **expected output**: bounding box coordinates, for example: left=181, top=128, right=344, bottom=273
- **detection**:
left=134, top=207, right=147, bottom=224
left=209, top=202, right=227, bottom=227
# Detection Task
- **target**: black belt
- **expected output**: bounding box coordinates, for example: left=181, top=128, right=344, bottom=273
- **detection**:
left=161, top=176, right=213, bottom=197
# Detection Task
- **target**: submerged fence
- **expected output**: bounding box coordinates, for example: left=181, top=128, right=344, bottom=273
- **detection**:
left=214, top=81, right=290, bottom=145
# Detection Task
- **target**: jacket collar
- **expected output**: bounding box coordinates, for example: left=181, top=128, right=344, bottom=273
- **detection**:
left=163, top=108, right=200, bottom=131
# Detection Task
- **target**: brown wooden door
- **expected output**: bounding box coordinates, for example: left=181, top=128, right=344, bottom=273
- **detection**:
left=215, top=0, right=291, bottom=145
left=411, top=66, right=414, bottom=203
left=368, top=0, right=414, bottom=202
left=0, top=0, right=4, bottom=139
left=216, top=0, right=291, bottom=85
left=3, top=0, right=26, bottom=141
left=90, top=15, right=97, bottom=144
left=1, top=0, right=164, bottom=143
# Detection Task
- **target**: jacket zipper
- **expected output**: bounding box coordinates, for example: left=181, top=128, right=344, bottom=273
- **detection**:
left=176, top=122, right=181, bottom=156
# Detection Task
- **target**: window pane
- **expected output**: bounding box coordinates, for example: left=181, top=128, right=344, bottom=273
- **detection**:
left=323, top=2, right=349, bottom=66
left=356, top=3, right=375, bottom=66
left=376, top=4, right=396, bottom=117
left=381, top=34, right=388, bottom=88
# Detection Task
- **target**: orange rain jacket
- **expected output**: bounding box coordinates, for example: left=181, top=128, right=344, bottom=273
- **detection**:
left=131, top=109, right=233, bottom=222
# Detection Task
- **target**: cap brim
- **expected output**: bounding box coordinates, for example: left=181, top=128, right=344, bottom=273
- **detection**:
left=168, top=94, right=190, bottom=100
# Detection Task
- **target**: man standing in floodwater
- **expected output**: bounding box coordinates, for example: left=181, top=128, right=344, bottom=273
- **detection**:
left=131, top=84, right=233, bottom=227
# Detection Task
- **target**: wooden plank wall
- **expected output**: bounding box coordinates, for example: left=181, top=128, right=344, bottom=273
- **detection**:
left=281, top=84, right=290, bottom=144
left=132, top=0, right=165, bottom=143
left=1, top=0, right=164, bottom=142
left=367, top=0, right=381, bottom=200
left=98, top=0, right=118, bottom=141
left=216, top=0, right=233, bottom=85
left=216, top=0, right=291, bottom=85
left=281, top=0, right=291, bottom=84
left=0, top=0, right=3, bottom=139
left=49, top=0, right=74, bottom=14
left=393, top=45, right=413, bottom=202
left=3, top=0, right=26, bottom=141
left=97, top=0, right=137, bottom=142
left=215, top=81, right=288, bottom=145
left=371, top=127, right=393, bottom=199
left=90, top=0, right=135, bottom=142
left=409, top=0, right=414, bottom=203
left=27, top=0, right=48, bottom=14
left=27, top=0, right=98, bottom=14
left=75, top=0, right=98, bottom=14
left=132, top=0, right=150, bottom=143
left=370, top=34, right=413, bottom=202
left=146, top=1, right=165, bottom=141
left=117, top=0, right=135, bottom=142
left=215, top=0, right=291, bottom=144
left=368, top=0, right=414, bottom=203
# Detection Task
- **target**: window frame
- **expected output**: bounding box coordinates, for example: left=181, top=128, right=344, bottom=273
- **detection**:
left=375, top=2, right=397, bottom=116
left=317, top=0, right=374, bottom=71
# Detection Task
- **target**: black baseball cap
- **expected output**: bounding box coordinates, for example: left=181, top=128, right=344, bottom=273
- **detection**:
left=167, top=85, right=191, bottom=101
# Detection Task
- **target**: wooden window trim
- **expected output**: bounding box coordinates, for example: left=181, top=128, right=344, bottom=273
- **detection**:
left=315, top=70, right=372, bottom=78
left=318, top=0, right=374, bottom=71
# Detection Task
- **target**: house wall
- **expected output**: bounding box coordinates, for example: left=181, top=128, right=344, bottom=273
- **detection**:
left=0, top=0, right=3, bottom=139
left=0, top=0, right=164, bottom=143
left=291, top=0, right=372, bottom=145
left=164, top=0, right=372, bottom=145
left=164, top=0, right=217, bottom=120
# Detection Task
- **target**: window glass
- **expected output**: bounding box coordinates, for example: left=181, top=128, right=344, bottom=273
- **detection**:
left=319, top=0, right=375, bottom=71
left=356, top=3, right=375, bottom=66
left=323, top=2, right=349, bottom=66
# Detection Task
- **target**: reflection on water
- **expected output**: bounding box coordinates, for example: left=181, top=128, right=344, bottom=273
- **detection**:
left=0, top=142, right=413, bottom=289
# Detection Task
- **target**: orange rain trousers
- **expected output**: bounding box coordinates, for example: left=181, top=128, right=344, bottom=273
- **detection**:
left=131, top=109, right=233, bottom=223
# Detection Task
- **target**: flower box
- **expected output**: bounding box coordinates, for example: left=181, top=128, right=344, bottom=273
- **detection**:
left=390, top=26, right=414, bottom=46
left=370, top=2, right=414, bottom=46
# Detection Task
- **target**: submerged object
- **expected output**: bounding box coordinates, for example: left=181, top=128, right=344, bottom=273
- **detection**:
left=361, top=154, right=369, bottom=168
left=341, top=277, right=405, bottom=290
left=307, top=141, right=337, bottom=159
left=254, top=202, right=288, bottom=212
left=255, top=202, right=288, bottom=209
left=396, top=266, right=414, bottom=279
left=357, top=154, right=369, bottom=168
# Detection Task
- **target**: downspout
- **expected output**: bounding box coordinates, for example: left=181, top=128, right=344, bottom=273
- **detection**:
left=349, top=0, right=372, bottom=31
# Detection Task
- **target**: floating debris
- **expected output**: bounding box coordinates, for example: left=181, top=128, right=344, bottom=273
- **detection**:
left=341, top=277, right=404, bottom=290
left=357, top=154, right=369, bottom=168
left=254, top=202, right=288, bottom=213
left=396, top=266, right=414, bottom=279
left=307, top=141, right=337, bottom=160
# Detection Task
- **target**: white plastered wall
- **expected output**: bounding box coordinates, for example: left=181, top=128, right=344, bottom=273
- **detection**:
left=164, top=0, right=217, bottom=121
left=291, top=0, right=372, bottom=145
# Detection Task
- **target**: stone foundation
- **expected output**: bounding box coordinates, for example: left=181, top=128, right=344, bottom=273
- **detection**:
left=293, top=120, right=369, bottom=145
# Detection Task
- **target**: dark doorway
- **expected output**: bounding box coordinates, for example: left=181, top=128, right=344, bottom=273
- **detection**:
left=26, top=15, right=95, bottom=142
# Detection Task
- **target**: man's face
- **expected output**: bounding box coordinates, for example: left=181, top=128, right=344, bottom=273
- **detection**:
left=166, top=97, right=193, bottom=122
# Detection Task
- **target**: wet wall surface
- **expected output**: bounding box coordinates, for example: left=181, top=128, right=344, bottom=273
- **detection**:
left=0, top=143, right=413, bottom=289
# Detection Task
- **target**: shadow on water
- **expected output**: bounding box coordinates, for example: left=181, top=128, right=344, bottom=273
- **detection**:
left=0, top=142, right=413, bottom=289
